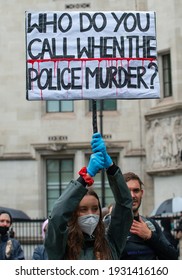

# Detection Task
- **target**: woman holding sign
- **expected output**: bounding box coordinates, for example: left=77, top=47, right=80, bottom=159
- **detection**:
left=45, top=133, right=133, bottom=259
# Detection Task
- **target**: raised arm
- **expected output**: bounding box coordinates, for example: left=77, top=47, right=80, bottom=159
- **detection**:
left=91, top=133, right=133, bottom=258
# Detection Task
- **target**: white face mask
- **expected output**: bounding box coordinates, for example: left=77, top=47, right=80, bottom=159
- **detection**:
left=78, top=214, right=100, bottom=236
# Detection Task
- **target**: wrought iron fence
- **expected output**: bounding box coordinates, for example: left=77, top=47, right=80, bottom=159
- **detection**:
left=11, top=215, right=182, bottom=260
left=12, top=219, right=45, bottom=260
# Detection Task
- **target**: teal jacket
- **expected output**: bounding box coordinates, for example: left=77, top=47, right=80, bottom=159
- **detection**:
left=45, top=164, right=133, bottom=260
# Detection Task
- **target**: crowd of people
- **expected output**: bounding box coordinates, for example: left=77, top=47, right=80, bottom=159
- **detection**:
left=1, top=133, right=182, bottom=260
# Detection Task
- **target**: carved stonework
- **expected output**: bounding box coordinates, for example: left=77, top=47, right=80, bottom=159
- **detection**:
left=49, top=143, right=67, bottom=151
left=146, top=116, right=182, bottom=170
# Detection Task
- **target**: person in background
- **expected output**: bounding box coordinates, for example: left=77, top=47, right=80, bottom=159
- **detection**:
left=175, top=219, right=182, bottom=240
left=0, top=210, right=25, bottom=260
left=120, top=172, right=178, bottom=260
left=32, top=219, right=48, bottom=260
left=45, top=133, right=133, bottom=260
left=174, top=219, right=182, bottom=258
left=160, top=218, right=179, bottom=250
left=103, top=202, right=115, bottom=232
left=101, top=206, right=109, bottom=219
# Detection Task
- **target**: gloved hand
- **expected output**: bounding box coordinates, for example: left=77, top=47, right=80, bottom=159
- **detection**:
left=87, top=152, right=104, bottom=177
left=91, top=133, right=112, bottom=168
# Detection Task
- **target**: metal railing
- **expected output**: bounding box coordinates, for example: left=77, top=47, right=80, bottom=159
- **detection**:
left=12, top=215, right=182, bottom=260
left=12, top=219, right=45, bottom=260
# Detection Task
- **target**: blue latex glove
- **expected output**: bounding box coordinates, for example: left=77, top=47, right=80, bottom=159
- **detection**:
left=91, top=133, right=112, bottom=168
left=87, top=152, right=104, bottom=177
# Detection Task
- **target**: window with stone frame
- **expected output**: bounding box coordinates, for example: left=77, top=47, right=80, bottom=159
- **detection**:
left=89, top=99, right=117, bottom=111
left=46, top=100, right=74, bottom=112
left=161, top=52, right=173, bottom=98
left=46, top=158, right=74, bottom=215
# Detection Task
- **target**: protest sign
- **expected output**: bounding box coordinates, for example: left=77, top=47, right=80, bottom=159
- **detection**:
left=25, top=11, right=160, bottom=100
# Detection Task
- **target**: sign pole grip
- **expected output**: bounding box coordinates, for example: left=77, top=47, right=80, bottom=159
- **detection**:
left=92, top=100, right=98, bottom=133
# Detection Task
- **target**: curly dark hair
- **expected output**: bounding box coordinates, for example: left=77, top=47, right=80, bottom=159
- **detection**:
left=66, top=188, right=112, bottom=259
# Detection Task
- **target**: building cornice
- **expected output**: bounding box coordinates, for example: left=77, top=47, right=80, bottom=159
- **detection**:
left=145, top=101, right=182, bottom=120
left=0, top=140, right=130, bottom=159
left=147, top=165, right=182, bottom=176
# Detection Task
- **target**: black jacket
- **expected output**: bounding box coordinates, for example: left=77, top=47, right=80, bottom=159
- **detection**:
left=120, top=216, right=178, bottom=260
left=0, top=234, right=25, bottom=260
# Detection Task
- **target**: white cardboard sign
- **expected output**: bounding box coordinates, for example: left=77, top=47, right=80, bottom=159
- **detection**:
left=25, top=11, right=160, bottom=100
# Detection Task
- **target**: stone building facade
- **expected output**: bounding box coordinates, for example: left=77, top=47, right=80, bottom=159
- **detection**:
left=0, top=0, right=182, bottom=218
